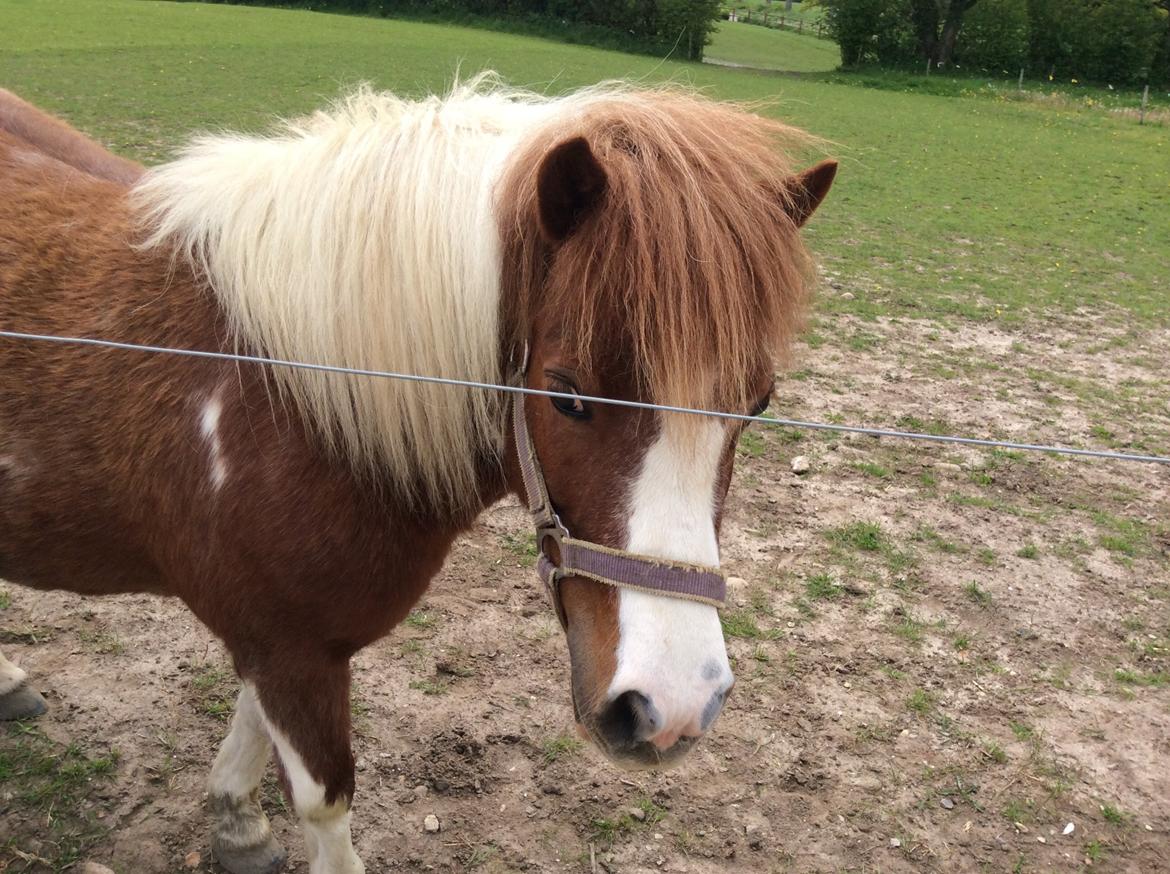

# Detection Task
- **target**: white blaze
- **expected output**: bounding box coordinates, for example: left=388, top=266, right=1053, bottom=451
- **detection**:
left=607, top=417, right=734, bottom=740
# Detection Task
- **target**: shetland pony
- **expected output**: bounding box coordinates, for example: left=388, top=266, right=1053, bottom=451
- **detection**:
left=0, top=78, right=835, bottom=873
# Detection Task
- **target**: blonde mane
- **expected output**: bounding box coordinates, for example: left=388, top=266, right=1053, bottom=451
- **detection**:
left=133, top=75, right=817, bottom=508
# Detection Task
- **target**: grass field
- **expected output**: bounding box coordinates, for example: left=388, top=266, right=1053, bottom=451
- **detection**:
left=2, top=0, right=1165, bottom=327
left=706, top=19, right=839, bottom=71
left=1, top=3, right=1169, bottom=872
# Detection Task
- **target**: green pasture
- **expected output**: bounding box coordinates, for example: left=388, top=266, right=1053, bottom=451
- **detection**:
left=1, top=0, right=1167, bottom=326
left=706, top=20, right=838, bottom=71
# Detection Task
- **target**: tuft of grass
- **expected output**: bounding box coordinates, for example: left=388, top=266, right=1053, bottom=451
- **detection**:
left=964, top=581, right=992, bottom=607
left=953, top=634, right=971, bottom=651
left=461, top=843, right=499, bottom=869
left=1100, top=803, right=1127, bottom=825
left=737, top=430, right=767, bottom=458
left=896, top=415, right=951, bottom=436
left=500, top=531, right=538, bottom=567
left=982, top=741, right=1008, bottom=764
left=405, top=609, right=437, bottom=630
left=720, top=609, right=764, bottom=639
left=914, top=525, right=963, bottom=554
left=828, top=521, right=884, bottom=552
left=78, top=628, right=125, bottom=655
left=0, top=625, right=55, bottom=645
left=408, top=679, right=449, bottom=696
left=906, top=688, right=933, bottom=714
left=1113, top=668, right=1168, bottom=687
left=587, top=797, right=665, bottom=847
left=1016, top=544, right=1039, bottom=559
left=892, top=612, right=927, bottom=645
left=854, top=461, right=891, bottom=479
left=975, top=547, right=998, bottom=567
left=1010, top=722, right=1034, bottom=741
left=190, top=663, right=236, bottom=720
left=0, top=723, right=118, bottom=869
left=1091, top=511, right=1150, bottom=558
left=804, top=573, right=843, bottom=600
left=541, top=734, right=584, bottom=764
left=0, top=588, right=10, bottom=610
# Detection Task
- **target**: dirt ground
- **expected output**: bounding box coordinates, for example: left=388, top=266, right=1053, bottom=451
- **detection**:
left=2, top=305, right=1168, bottom=873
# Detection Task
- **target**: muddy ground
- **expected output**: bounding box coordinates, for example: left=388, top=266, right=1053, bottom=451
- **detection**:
left=2, top=304, right=1168, bottom=873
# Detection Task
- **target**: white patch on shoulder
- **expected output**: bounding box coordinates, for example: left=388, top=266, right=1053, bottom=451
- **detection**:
left=607, top=418, right=734, bottom=738
left=199, top=389, right=229, bottom=491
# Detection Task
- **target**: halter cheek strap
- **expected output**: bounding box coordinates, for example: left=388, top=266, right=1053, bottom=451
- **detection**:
left=511, top=380, right=727, bottom=630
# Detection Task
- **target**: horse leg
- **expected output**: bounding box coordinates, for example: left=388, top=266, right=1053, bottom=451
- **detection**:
left=252, top=659, right=364, bottom=874
left=0, top=649, right=46, bottom=721
left=208, top=684, right=287, bottom=874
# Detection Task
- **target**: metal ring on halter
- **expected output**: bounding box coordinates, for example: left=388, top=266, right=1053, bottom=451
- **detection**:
left=510, top=368, right=727, bottom=630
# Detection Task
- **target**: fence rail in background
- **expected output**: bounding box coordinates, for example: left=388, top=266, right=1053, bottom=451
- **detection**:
left=725, top=7, right=828, bottom=40
left=1, top=329, right=1167, bottom=467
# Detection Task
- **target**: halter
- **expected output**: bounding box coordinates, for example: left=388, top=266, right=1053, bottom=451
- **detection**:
left=510, top=372, right=727, bottom=630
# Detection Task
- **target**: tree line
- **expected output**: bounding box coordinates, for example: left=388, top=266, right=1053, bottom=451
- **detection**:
left=196, top=0, right=723, bottom=60
left=820, top=0, right=1170, bottom=85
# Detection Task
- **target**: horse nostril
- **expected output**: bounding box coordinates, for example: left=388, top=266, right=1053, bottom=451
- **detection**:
left=597, top=690, right=661, bottom=747
left=700, top=685, right=731, bottom=732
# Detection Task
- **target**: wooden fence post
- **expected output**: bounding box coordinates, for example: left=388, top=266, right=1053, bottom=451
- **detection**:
left=1018, top=69, right=1024, bottom=91
left=1140, top=84, right=1149, bottom=125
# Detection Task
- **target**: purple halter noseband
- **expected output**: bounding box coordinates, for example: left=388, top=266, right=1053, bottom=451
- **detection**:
left=510, top=378, right=727, bottom=629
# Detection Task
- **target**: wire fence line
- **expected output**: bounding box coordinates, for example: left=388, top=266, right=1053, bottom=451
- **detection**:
left=1, top=328, right=1167, bottom=466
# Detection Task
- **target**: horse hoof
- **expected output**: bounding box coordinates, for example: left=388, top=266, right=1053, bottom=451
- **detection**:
left=0, top=684, right=47, bottom=721
left=212, top=836, right=287, bottom=874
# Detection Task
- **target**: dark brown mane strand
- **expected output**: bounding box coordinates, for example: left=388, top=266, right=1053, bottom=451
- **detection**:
left=498, top=89, right=820, bottom=412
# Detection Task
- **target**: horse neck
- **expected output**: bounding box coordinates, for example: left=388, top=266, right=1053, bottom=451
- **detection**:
left=134, top=92, right=534, bottom=512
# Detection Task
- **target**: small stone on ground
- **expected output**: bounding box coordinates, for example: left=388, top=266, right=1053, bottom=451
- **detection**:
left=423, top=813, right=441, bottom=833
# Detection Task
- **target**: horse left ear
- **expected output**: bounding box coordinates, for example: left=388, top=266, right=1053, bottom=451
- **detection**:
left=536, top=136, right=608, bottom=242
left=779, top=159, right=838, bottom=228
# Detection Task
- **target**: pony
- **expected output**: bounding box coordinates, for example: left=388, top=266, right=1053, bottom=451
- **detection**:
left=0, top=87, right=143, bottom=184
left=0, top=76, right=835, bottom=874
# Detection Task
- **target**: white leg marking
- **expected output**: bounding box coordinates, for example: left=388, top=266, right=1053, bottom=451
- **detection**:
left=207, top=685, right=282, bottom=862
left=0, top=652, right=28, bottom=697
left=608, top=418, right=734, bottom=741
left=209, top=684, right=271, bottom=801
left=254, top=700, right=365, bottom=874
left=199, top=389, right=230, bottom=491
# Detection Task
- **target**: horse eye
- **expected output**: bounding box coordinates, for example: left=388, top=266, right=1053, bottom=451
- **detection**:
left=549, top=379, right=590, bottom=420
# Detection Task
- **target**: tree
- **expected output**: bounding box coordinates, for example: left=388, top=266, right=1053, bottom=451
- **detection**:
left=823, top=0, right=917, bottom=66
left=910, top=0, right=980, bottom=66
left=957, top=0, right=1029, bottom=72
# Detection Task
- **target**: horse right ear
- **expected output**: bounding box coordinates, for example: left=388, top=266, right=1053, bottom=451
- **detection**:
left=779, top=159, right=838, bottom=228
left=536, top=136, right=608, bottom=242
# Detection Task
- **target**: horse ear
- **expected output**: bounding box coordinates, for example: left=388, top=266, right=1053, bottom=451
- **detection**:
left=536, top=136, right=608, bottom=242
left=779, top=159, right=837, bottom=228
